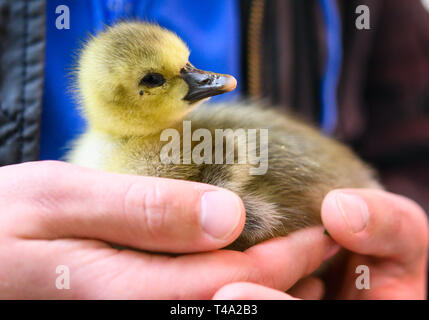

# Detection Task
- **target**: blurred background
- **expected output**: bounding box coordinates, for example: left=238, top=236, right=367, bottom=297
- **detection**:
left=0, top=0, right=428, bottom=213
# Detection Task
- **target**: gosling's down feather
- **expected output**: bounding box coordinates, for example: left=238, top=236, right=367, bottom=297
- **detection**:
left=67, top=22, right=381, bottom=250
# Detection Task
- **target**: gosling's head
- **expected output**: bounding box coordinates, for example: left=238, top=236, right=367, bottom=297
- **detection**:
left=77, top=22, right=237, bottom=136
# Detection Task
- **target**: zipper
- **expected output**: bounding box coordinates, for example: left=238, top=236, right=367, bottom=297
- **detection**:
left=247, top=0, right=265, bottom=100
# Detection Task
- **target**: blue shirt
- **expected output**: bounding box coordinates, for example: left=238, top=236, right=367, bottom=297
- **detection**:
left=41, top=0, right=241, bottom=160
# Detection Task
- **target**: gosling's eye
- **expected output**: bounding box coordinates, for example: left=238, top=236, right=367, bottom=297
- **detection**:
left=139, top=73, right=166, bottom=87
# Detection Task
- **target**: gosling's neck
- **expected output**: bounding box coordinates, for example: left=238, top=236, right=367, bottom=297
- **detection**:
left=83, top=106, right=185, bottom=141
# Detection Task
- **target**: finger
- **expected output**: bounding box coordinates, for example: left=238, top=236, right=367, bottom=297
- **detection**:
left=0, top=161, right=245, bottom=253
left=213, top=282, right=298, bottom=300
left=127, top=227, right=337, bottom=298
left=244, top=226, right=339, bottom=291
left=126, top=227, right=337, bottom=298
left=288, top=277, right=324, bottom=300
left=321, top=189, right=429, bottom=267
left=14, top=226, right=337, bottom=299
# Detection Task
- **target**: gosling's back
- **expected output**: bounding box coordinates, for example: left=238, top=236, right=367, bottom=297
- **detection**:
left=67, top=104, right=380, bottom=250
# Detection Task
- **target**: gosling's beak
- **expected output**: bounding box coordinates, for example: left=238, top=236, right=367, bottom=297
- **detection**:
left=181, top=63, right=237, bottom=103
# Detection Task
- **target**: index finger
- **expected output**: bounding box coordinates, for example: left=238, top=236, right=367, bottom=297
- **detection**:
left=0, top=161, right=245, bottom=253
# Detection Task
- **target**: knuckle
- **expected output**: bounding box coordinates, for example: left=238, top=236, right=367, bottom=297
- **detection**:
left=399, top=196, right=428, bottom=245
left=259, top=270, right=277, bottom=290
left=0, top=161, right=62, bottom=191
left=124, top=181, right=171, bottom=238
left=1, top=161, right=73, bottom=235
left=413, top=204, right=429, bottom=249
left=247, top=254, right=277, bottom=288
left=385, top=192, right=429, bottom=260
left=2, top=161, right=69, bottom=212
left=28, top=161, right=69, bottom=190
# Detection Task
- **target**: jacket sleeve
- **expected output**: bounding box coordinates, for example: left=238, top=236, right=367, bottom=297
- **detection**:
left=0, top=0, right=45, bottom=166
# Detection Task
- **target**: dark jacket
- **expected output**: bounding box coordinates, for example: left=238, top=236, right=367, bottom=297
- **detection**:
left=0, top=0, right=45, bottom=165
left=240, top=0, right=429, bottom=211
left=1, top=0, right=428, bottom=211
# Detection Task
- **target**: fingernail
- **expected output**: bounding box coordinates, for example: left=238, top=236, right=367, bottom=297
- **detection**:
left=200, top=191, right=242, bottom=240
left=335, top=193, right=370, bottom=233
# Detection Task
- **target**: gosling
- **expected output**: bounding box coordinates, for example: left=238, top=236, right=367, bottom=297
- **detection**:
left=66, top=22, right=381, bottom=250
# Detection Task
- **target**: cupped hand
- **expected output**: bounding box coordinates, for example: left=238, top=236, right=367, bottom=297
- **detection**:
left=0, top=161, right=336, bottom=299
left=214, top=189, right=428, bottom=300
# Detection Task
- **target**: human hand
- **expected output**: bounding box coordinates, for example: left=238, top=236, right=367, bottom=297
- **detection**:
left=0, top=161, right=337, bottom=299
left=213, top=189, right=428, bottom=300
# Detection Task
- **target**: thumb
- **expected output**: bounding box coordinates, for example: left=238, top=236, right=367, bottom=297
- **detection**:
left=321, top=189, right=428, bottom=266
left=1, top=161, right=245, bottom=253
